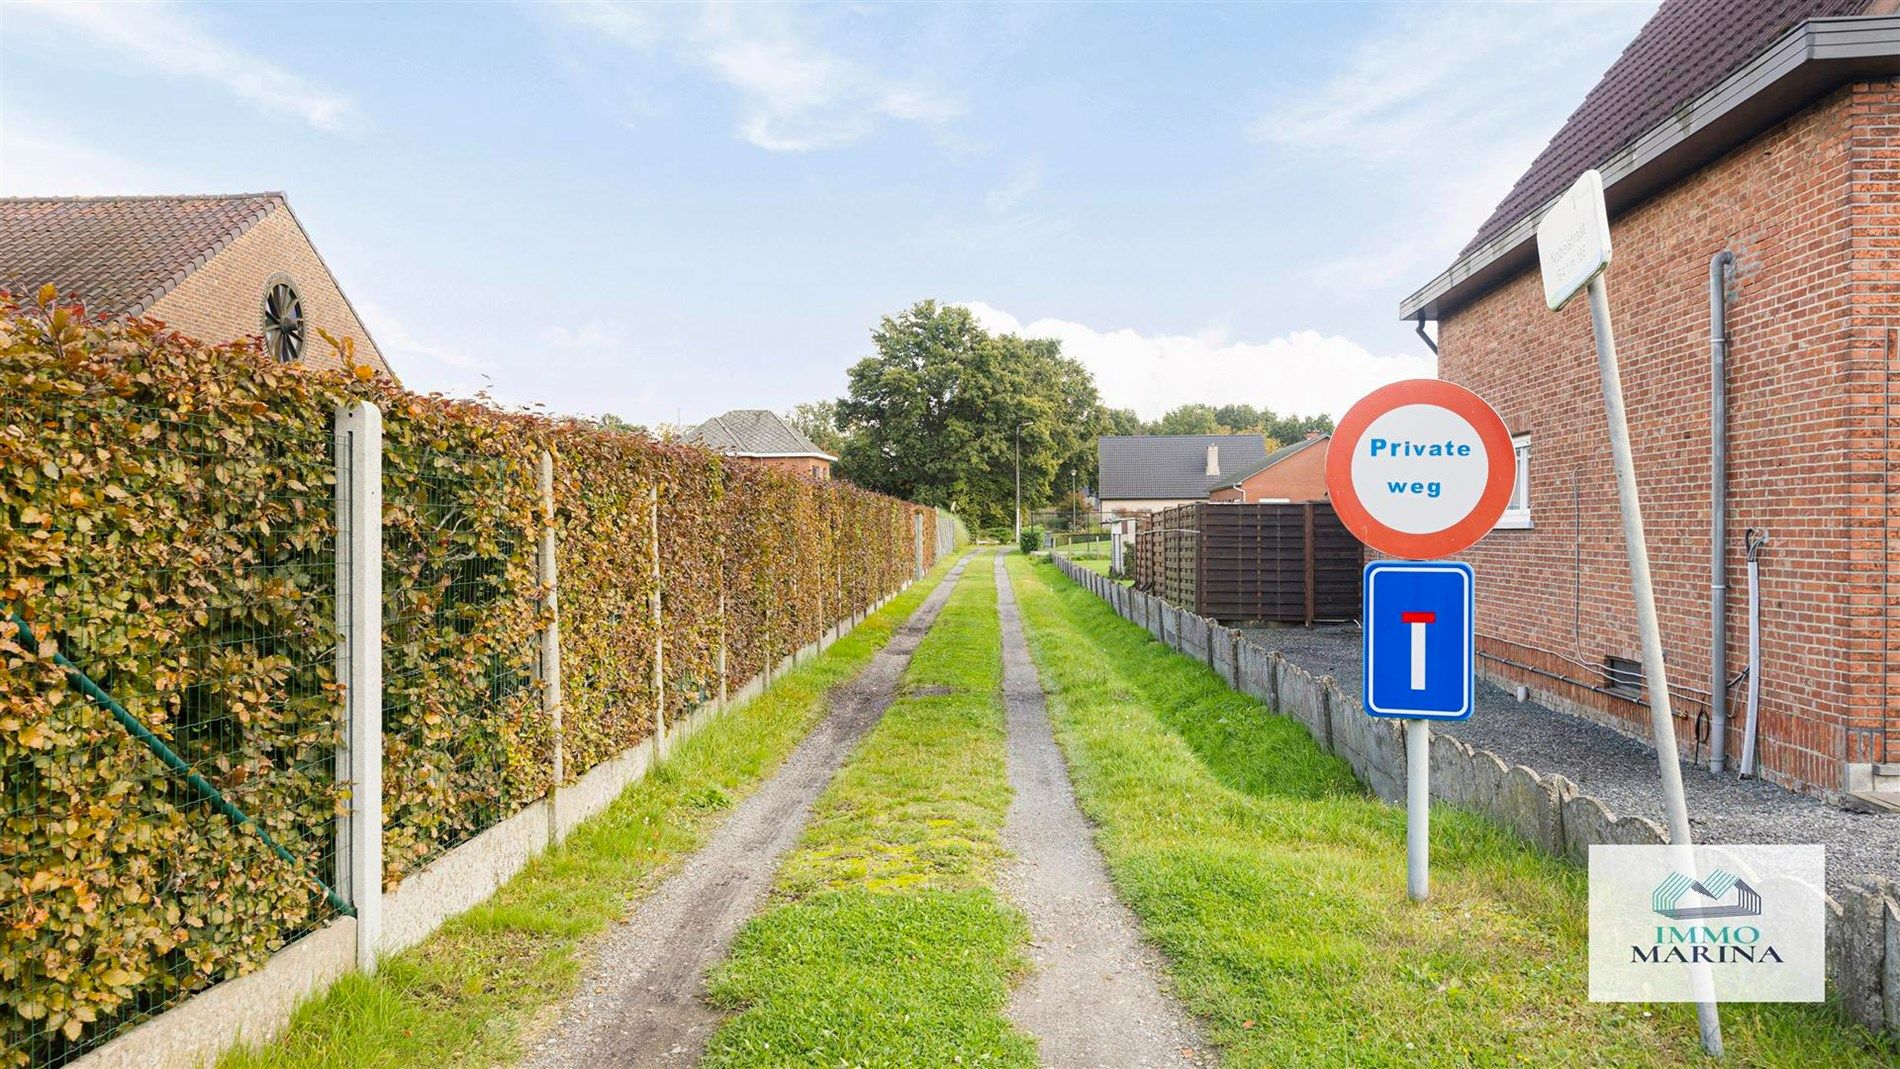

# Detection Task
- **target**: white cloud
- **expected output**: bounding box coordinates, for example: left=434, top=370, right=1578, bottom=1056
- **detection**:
left=924, top=160, right=1070, bottom=251
left=354, top=301, right=491, bottom=392
left=959, top=302, right=1435, bottom=423
left=984, top=162, right=1041, bottom=216
left=0, top=119, right=183, bottom=195
left=548, top=1, right=960, bottom=151
left=538, top=320, right=625, bottom=349
left=1254, top=2, right=1657, bottom=284
left=14, top=0, right=361, bottom=132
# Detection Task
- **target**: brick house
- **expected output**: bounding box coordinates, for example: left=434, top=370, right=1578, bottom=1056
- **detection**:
left=1400, top=0, right=1900, bottom=800
left=1096, top=434, right=1268, bottom=514
left=1206, top=434, right=1331, bottom=504
left=0, top=193, right=393, bottom=378
left=684, top=409, right=836, bottom=479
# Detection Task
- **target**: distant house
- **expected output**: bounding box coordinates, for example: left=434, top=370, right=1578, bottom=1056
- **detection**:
left=1096, top=434, right=1268, bottom=514
left=0, top=192, right=394, bottom=378
left=1206, top=433, right=1331, bottom=504
left=684, top=409, right=836, bottom=480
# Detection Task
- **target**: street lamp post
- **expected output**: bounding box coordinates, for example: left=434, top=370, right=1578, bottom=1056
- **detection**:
left=1014, top=421, right=1027, bottom=546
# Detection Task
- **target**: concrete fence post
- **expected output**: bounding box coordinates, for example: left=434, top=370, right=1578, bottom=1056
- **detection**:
left=650, top=485, right=666, bottom=746
left=538, top=451, right=563, bottom=839
left=717, top=587, right=728, bottom=708
left=914, top=511, right=925, bottom=580
left=333, top=400, right=383, bottom=973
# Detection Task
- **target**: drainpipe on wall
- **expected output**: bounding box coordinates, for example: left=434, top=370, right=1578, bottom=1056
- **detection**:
left=1709, top=249, right=1736, bottom=773
left=1414, top=314, right=1438, bottom=355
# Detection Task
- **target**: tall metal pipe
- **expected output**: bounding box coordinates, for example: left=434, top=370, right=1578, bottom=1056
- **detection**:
left=1740, top=529, right=1769, bottom=777
left=1709, top=250, right=1735, bottom=773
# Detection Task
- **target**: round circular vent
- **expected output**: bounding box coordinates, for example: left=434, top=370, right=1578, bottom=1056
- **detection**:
left=262, top=279, right=304, bottom=363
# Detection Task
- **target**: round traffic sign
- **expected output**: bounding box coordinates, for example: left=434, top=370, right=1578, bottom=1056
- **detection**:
left=1325, top=379, right=1514, bottom=560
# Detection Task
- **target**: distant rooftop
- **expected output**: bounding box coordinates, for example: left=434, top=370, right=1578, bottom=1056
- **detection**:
left=1097, top=434, right=1268, bottom=500
left=684, top=409, right=836, bottom=460
left=1207, top=434, right=1329, bottom=491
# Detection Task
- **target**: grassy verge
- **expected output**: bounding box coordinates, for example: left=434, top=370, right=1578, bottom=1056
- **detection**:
left=1006, top=555, right=1897, bottom=1068
left=217, top=561, right=959, bottom=1069
left=1061, top=552, right=1128, bottom=584
left=703, top=554, right=1036, bottom=1068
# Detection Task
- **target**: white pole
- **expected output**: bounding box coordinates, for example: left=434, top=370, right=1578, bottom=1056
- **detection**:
left=649, top=485, right=665, bottom=747
left=1405, top=719, right=1429, bottom=902
left=1585, top=274, right=1724, bottom=1056
left=1740, top=551, right=1761, bottom=777
left=334, top=400, right=383, bottom=973
left=539, top=451, right=562, bottom=840
left=1014, top=424, right=1023, bottom=546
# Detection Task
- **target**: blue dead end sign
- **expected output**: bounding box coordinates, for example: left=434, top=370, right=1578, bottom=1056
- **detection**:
left=1363, top=560, right=1474, bottom=721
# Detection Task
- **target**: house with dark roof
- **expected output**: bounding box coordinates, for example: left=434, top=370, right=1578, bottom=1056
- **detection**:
left=1096, top=434, right=1269, bottom=514
left=0, top=193, right=393, bottom=378
left=684, top=409, right=837, bottom=480
left=1207, top=434, right=1331, bottom=504
left=1400, top=0, right=1900, bottom=801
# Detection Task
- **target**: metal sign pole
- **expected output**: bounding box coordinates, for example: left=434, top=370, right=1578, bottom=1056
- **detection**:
left=1405, top=719, right=1429, bottom=901
left=1585, top=273, right=1724, bottom=1057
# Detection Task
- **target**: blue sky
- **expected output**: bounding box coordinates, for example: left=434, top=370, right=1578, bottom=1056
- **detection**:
left=0, top=1, right=1656, bottom=427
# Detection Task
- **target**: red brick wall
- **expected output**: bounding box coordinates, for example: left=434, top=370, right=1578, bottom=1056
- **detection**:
left=1436, top=85, right=1880, bottom=795
left=146, top=205, right=393, bottom=379
left=1208, top=440, right=1330, bottom=503
left=736, top=455, right=832, bottom=480
left=1846, top=81, right=1900, bottom=775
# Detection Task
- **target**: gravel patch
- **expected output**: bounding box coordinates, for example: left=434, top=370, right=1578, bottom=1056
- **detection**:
left=996, top=554, right=1209, bottom=1068
left=1236, top=624, right=1900, bottom=902
left=521, top=556, right=973, bottom=1069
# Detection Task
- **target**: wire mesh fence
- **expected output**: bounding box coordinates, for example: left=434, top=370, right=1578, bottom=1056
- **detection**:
left=2, top=400, right=346, bottom=1068
left=378, top=442, right=548, bottom=882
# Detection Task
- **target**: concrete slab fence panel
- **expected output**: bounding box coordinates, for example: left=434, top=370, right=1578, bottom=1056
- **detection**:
left=1840, top=879, right=1892, bottom=1032
left=1884, top=893, right=1899, bottom=1032
left=1560, top=794, right=1619, bottom=867
left=70, top=919, right=357, bottom=1069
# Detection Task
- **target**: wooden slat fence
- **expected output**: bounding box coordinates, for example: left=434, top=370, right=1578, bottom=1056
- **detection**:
left=1131, top=502, right=1361, bottom=624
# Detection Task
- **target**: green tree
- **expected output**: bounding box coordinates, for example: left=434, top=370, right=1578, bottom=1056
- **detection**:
left=1103, top=407, right=1147, bottom=436
left=1148, top=402, right=1334, bottom=445
left=1153, top=404, right=1223, bottom=436
left=836, top=301, right=1103, bottom=529
left=1264, top=410, right=1334, bottom=444
left=786, top=400, right=848, bottom=457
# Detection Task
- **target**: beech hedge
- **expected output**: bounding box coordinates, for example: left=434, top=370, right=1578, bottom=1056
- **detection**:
left=0, top=289, right=939, bottom=1065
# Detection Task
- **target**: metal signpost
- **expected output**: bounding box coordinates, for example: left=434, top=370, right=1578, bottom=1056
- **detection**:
left=1363, top=560, right=1474, bottom=901
left=1326, top=379, right=1514, bottom=904
left=1535, top=168, right=1723, bottom=1057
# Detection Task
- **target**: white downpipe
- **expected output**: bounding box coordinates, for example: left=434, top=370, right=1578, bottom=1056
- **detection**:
left=1740, top=530, right=1768, bottom=778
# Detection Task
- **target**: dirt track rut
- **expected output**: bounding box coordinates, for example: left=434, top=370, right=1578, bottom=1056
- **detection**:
left=521, top=554, right=972, bottom=1069
left=995, top=552, right=1208, bottom=1067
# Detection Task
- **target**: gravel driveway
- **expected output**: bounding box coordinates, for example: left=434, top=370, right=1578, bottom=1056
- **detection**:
left=1236, top=624, right=1899, bottom=902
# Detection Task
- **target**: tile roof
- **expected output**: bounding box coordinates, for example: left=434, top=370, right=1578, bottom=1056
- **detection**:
left=1096, top=434, right=1269, bottom=500
left=1458, top=0, right=1870, bottom=257
left=1207, top=434, right=1329, bottom=491
left=0, top=193, right=286, bottom=318
left=684, top=409, right=836, bottom=459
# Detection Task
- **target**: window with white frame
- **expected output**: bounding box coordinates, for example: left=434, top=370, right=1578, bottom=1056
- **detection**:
left=1497, top=434, right=1532, bottom=529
